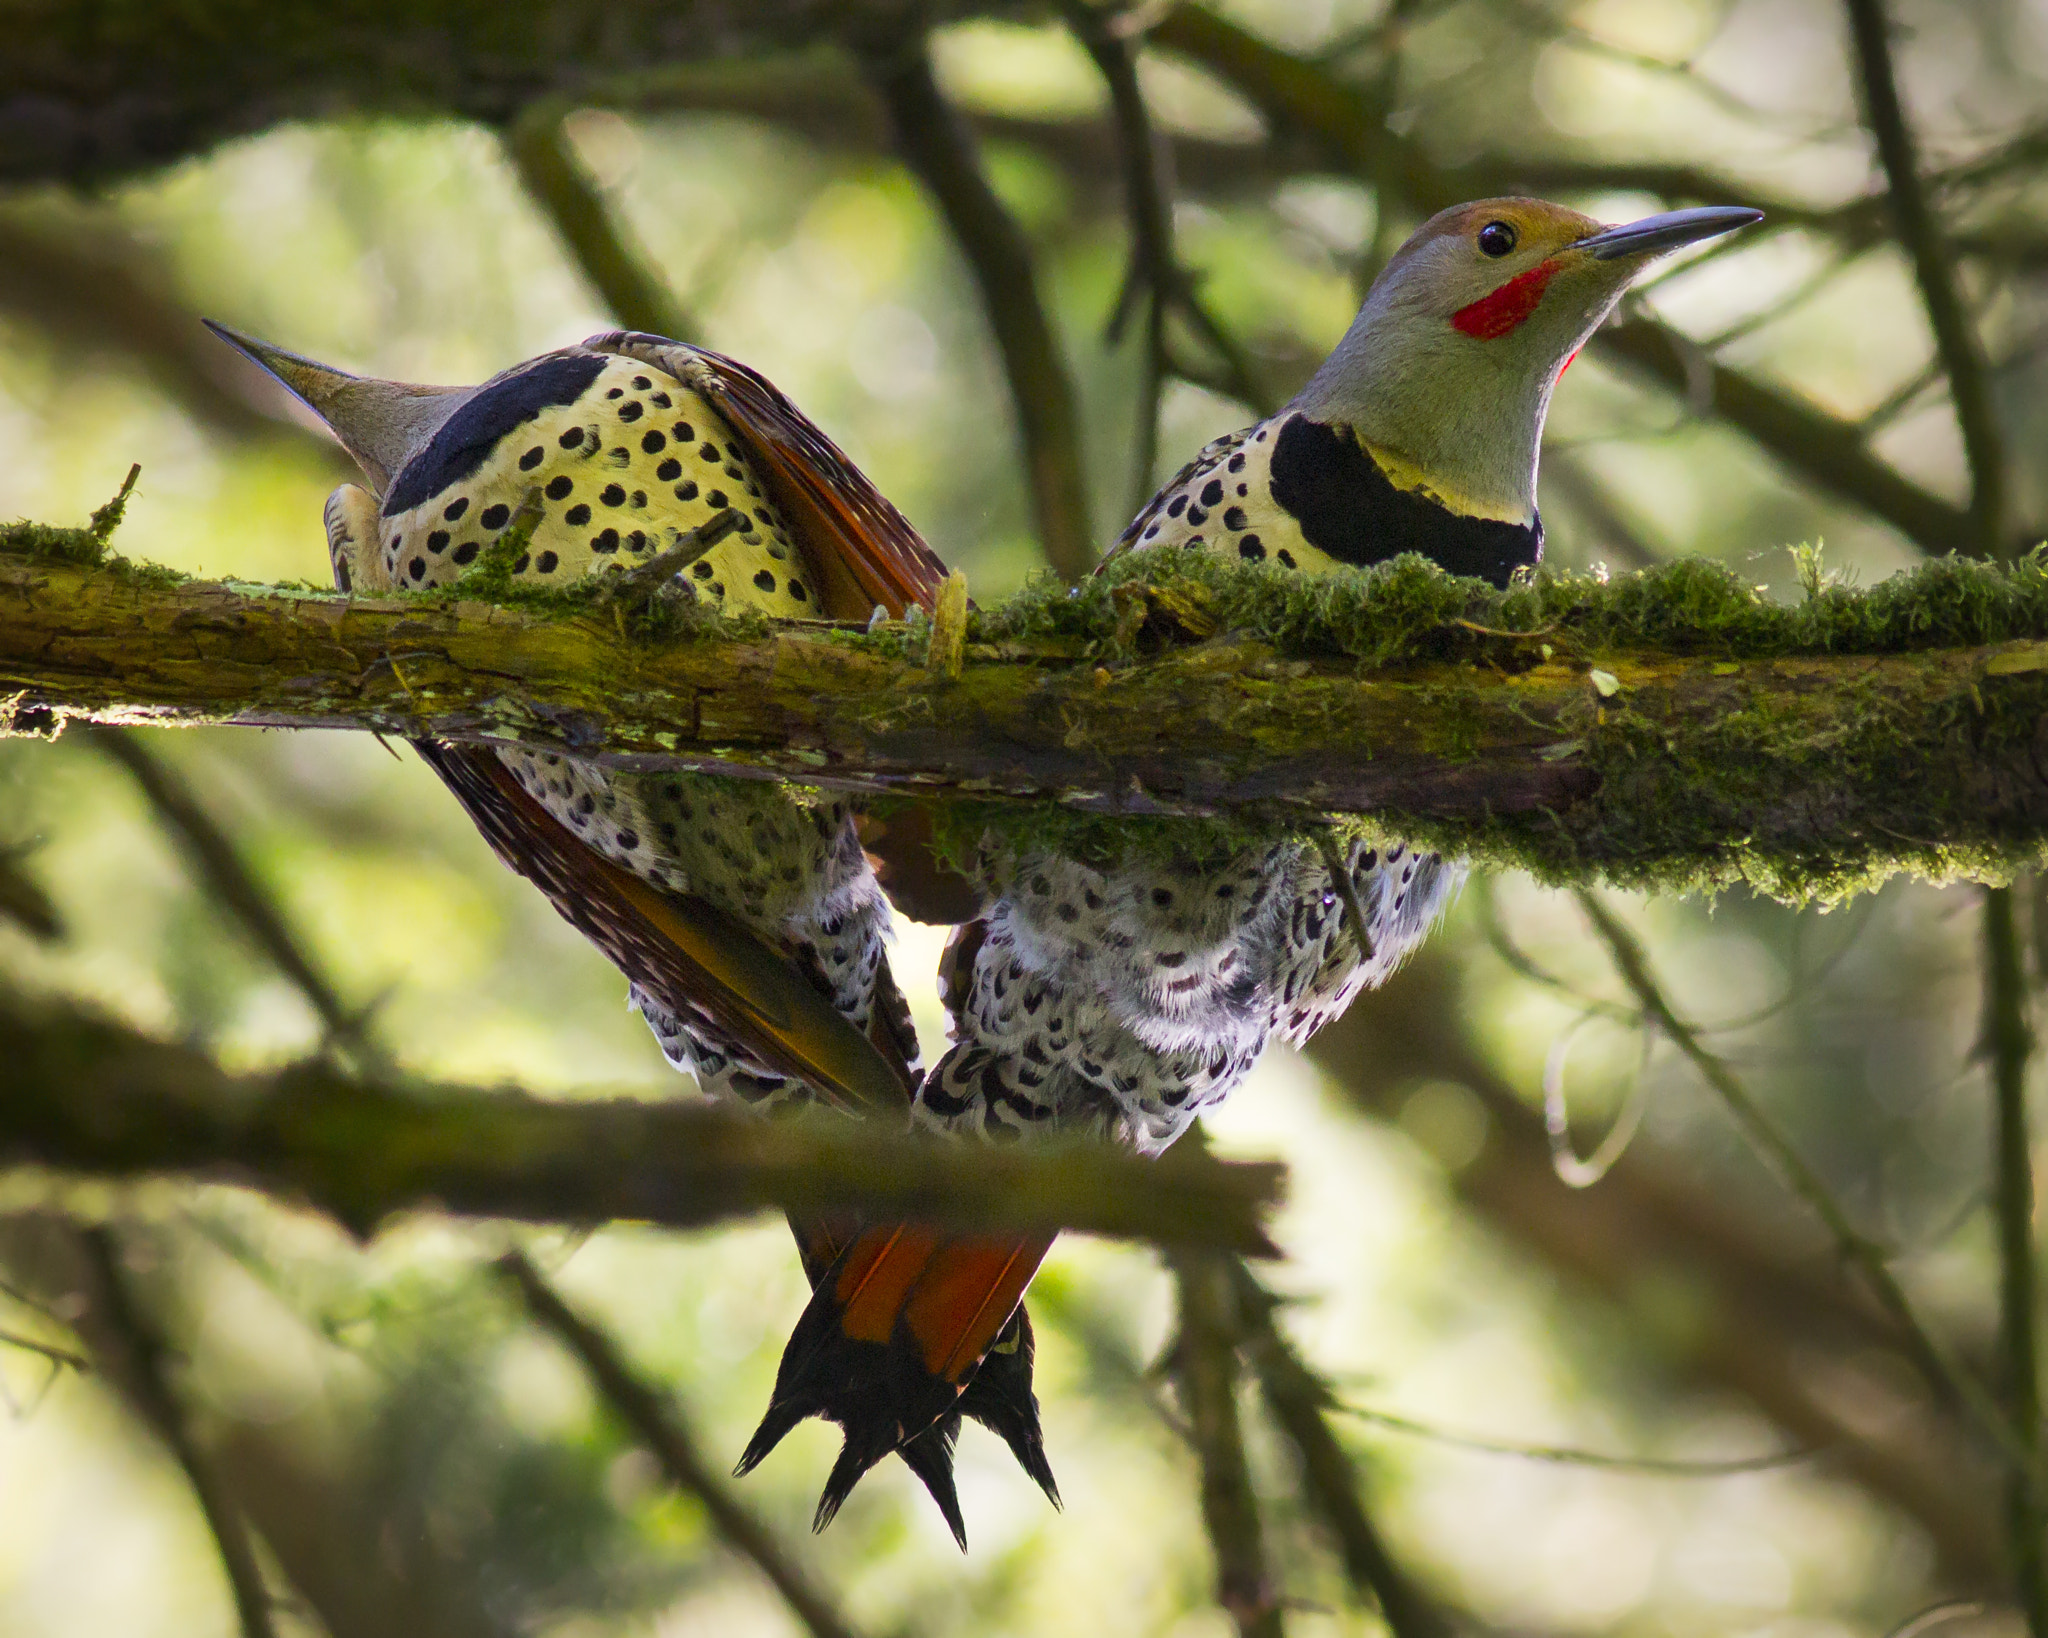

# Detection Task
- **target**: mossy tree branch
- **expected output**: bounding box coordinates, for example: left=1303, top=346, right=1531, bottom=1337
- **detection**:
left=9, top=543, right=2048, bottom=899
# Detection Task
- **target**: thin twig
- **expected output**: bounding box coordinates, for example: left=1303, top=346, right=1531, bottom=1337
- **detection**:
left=1337, top=1403, right=1816, bottom=1476
left=1229, top=1264, right=1448, bottom=1638
left=1572, top=888, right=2035, bottom=1486
left=1982, top=884, right=2047, bottom=1631
left=1843, top=0, right=2009, bottom=557
left=88, top=729, right=378, bottom=1063
left=73, top=1224, right=279, bottom=1638
left=596, top=507, right=744, bottom=603
left=1167, top=1249, right=1283, bottom=1638
left=504, top=98, right=698, bottom=342
left=866, top=35, right=1094, bottom=582
left=497, top=1251, right=867, bottom=1638
left=1314, top=832, right=1375, bottom=964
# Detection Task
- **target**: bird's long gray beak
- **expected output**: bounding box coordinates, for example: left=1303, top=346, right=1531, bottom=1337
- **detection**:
left=1572, top=205, right=1764, bottom=261
left=203, top=318, right=469, bottom=494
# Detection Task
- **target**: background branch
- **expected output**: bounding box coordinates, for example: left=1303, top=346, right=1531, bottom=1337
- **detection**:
left=499, top=1251, right=869, bottom=1638
left=1844, top=0, right=2009, bottom=557
left=867, top=36, right=1095, bottom=581
left=0, top=994, right=1282, bottom=1252
left=504, top=99, right=700, bottom=343
left=86, top=727, right=377, bottom=1061
left=69, top=1223, right=280, bottom=1638
left=1168, top=1250, right=1283, bottom=1638
left=1982, top=884, right=2046, bottom=1625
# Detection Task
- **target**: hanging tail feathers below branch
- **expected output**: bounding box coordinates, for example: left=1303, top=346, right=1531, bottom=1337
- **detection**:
left=741, top=1225, right=1059, bottom=1546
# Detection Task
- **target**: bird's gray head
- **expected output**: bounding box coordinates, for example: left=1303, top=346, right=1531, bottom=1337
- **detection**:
left=1289, top=198, right=1761, bottom=522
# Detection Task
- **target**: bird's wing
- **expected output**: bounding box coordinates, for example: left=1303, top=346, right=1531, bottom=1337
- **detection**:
left=415, top=740, right=912, bottom=1116
left=586, top=331, right=951, bottom=621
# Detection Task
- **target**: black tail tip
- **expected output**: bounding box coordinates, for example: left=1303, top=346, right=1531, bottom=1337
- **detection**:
left=735, top=1401, right=806, bottom=1478
left=813, top=1436, right=884, bottom=1537
left=897, top=1418, right=969, bottom=1550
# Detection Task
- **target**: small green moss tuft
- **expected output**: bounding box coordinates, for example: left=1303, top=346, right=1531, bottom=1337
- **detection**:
left=1, top=464, right=143, bottom=568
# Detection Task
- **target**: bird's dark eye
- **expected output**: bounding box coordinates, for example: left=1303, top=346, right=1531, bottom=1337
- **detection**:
left=1478, top=221, right=1517, bottom=258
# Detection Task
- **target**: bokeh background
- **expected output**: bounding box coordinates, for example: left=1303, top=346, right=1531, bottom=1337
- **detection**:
left=2, top=0, right=2045, bottom=1632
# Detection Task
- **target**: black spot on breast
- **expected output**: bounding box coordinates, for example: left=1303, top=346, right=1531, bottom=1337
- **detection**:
left=753, top=569, right=776, bottom=592
left=641, top=430, right=666, bottom=453
left=675, top=480, right=699, bottom=501
left=618, top=401, right=644, bottom=422
left=1277, top=548, right=1297, bottom=568
left=707, top=489, right=728, bottom=508
left=601, top=484, right=626, bottom=507
left=427, top=530, right=449, bottom=552
left=480, top=503, right=510, bottom=530
left=700, top=443, right=721, bottom=463
left=656, top=459, right=682, bottom=481
left=408, top=557, right=425, bottom=580
left=518, top=445, right=544, bottom=470
left=631, top=376, right=651, bottom=390
left=789, top=580, right=807, bottom=601
left=593, top=528, right=620, bottom=553
left=1201, top=478, right=1224, bottom=506
left=649, top=391, right=671, bottom=408
left=1268, top=414, right=1541, bottom=587
left=1227, top=452, right=1246, bottom=472
left=630, top=490, right=647, bottom=508
left=535, top=550, right=558, bottom=573
left=452, top=541, right=479, bottom=565
left=565, top=503, right=591, bottom=526
left=384, top=351, right=607, bottom=515
left=1238, top=536, right=1265, bottom=560
left=673, top=421, right=695, bottom=442
left=559, top=427, right=585, bottom=449
left=627, top=530, right=647, bottom=552
left=691, top=560, right=713, bottom=579
left=1224, top=506, right=1247, bottom=530
left=1167, top=494, right=1187, bottom=517
left=443, top=497, right=469, bottom=521
left=545, top=475, right=574, bottom=500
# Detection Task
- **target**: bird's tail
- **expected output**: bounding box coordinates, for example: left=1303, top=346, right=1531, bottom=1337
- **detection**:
left=743, top=1224, right=1059, bottom=1546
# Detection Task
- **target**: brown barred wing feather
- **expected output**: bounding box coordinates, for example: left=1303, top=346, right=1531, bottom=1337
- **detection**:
left=416, top=741, right=910, bottom=1116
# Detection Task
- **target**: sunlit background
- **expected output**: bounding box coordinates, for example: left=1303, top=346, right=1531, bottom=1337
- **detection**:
left=1, top=0, right=2042, bottom=1632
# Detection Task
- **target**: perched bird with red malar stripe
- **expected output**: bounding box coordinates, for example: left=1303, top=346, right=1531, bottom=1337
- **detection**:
left=203, top=321, right=1054, bottom=1546
left=738, top=198, right=1761, bottom=1530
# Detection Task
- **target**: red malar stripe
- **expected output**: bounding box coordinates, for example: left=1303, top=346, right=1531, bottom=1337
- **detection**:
left=1451, top=259, right=1562, bottom=340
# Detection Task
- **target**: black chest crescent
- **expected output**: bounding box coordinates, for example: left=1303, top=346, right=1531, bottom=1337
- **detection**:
left=1266, top=414, right=1542, bottom=589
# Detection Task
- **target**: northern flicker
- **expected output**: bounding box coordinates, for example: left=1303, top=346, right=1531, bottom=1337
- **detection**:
left=740, top=200, right=1762, bottom=1519
left=204, top=322, right=1055, bottom=1544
